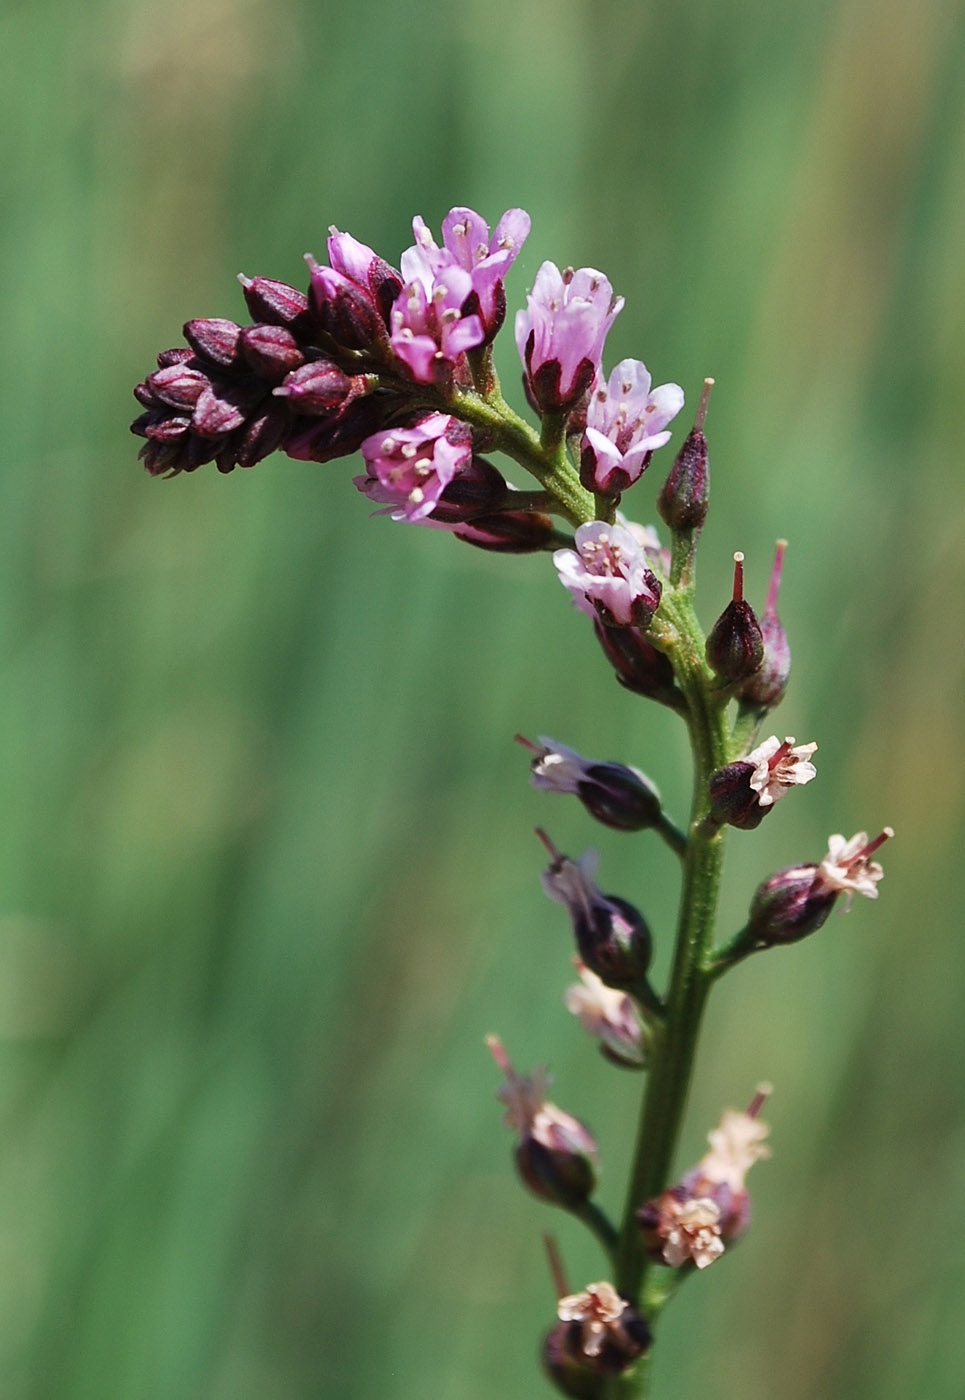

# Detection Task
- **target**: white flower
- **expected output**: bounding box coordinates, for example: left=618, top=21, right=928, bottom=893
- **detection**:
left=557, top=1281, right=627, bottom=1356
left=747, top=735, right=817, bottom=807
left=817, top=829, right=892, bottom=908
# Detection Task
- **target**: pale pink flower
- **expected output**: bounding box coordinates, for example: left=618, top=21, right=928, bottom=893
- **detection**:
left=406, top=207, right=530, bottom=337
left=658, top=1196, right=725, bottom=1270
left=581, top=359, right=684, bottom=494
left=747, top=735, right=818, bottom=807
left=816, top=829, right=893, bottom=908
left=557, top=1282, right=629, bottom=1357
left=553, top=522, right=661, bottom=628
left=516, top=262, right=624, bottom=412
left=564, top=962, right=647, bottom=1067
left=357, top=413, right=472, bottom=521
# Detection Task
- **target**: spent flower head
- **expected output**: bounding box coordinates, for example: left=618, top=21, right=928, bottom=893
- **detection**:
left=564, top=961, right=648, bottom=1068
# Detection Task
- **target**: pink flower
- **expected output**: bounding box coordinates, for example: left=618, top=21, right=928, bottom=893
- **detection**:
left=516, top=263, right=624, bottom=412
left=405, top=207, right=530, bottom=339
left=581, top=360, right=685, bottom=494
left=553, top=522, right=662, bottom=628
left=356, top=413, right=472, bottom=521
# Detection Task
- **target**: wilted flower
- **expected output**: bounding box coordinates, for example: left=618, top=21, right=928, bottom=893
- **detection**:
left=486, top=1035, right=598, bottom=1209
left=638, top=1087, right=771, bottom=1269
left=564, top=961, right=648, bottom=1068
left=518, top=734, right=663, bottom=832
left=739, top=539, right=791, bottom=709
left=540, top=836, right=652, bottom=989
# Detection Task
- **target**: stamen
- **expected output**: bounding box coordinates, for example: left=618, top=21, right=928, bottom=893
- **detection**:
left=695, top=377, right=715, bottom=431
left=860, top=828, right=895, bottom=859
left=746, top=1082, right=773, bottom=1118
left=766, top=540, right=787, bottom=616
left=732, top=551, right=745, bottom=602
left=543, top=1234, right=570, bottom=1300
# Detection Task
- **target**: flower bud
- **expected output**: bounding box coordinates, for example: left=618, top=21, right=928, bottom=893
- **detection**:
left=706, top=553, right=764, bottom=683
left=738, top=540, right=791, bottom=709
left=746, top=864, right=835, bottom=944
left=183, top=317, right=242, bottom=369
left=544, top=1283, right=651, bottom=1393
left=238, top=275, right=312, bottom=333
left=487, top=1036, right=598, bottom=1209
left=657, top=378, right=712, bottom=531
left=540, top=837, right=652, bottom=989
left=238, top=324, right=305, bottom=377
left=450, top=511, right=564, bottom=554
left=591, top=619, right=683, bottom=708
left=519, top=735, right=663, bottom=832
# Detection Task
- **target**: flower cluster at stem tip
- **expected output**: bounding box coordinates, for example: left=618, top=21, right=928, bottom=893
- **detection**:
left=132, top=204, right=894, bottom=1397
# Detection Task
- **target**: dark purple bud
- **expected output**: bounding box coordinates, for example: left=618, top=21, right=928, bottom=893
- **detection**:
left=238, top=275, right=311, bottom=332
left=426, top=455, right=508, bottom=523
left=131, top=410, right=191, bottom=443
left=144, top=362, right=208, bottom=411
left=591, top=619, right=683, bottom=709
left=238, top=324, right=305, bottom=377
left=746, top=864, right=836, bottom=945
left=284, top=392, right=404, bottom=464
left=234, top=403, right=291, bottom=469
left=191, top=378, right=264, bottom=438
left=708, top=761, right=769, bottom=830
left=307, top=258, right=387, bottom=352
left=183, top=318, right=242, bottom=369
left=276, top=360, right=368, bottom=416
left=706, top=553, right=764, bottom=683
left=738, top=540, right=791, bottom=709
left=452, top=511, right=563, bottom=554
left=156, top=347, right=194, bottom=369
left=657, top=378, right=712, bottom=531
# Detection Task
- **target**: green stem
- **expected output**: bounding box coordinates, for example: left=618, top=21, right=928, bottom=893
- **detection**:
left=607, top=594, right=733, bottom=1398
left=448, top=385, right=596, bottom=526
left=574, top=1198, right=620, bottom=1261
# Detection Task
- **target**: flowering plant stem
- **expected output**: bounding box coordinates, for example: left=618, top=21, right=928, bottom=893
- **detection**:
left=603, top=596, right=731, bottom=1397
left=132, top=203, right=893, bottom=1399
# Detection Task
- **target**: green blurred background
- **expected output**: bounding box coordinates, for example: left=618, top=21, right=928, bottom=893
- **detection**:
left=2, top=0, right=964, bottom=1395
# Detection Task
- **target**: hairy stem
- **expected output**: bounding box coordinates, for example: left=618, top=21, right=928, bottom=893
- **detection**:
left=607, top=594, right=733, bottom=1398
